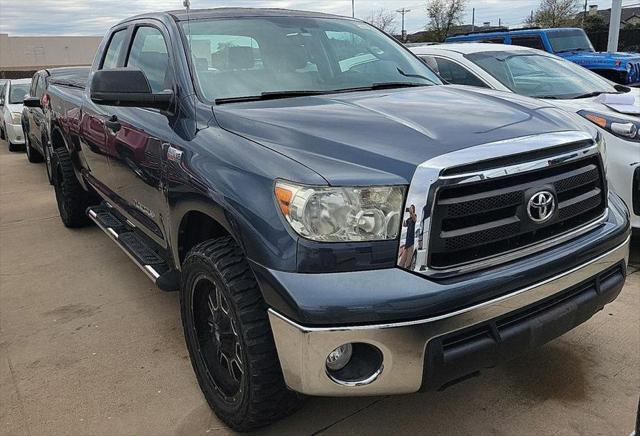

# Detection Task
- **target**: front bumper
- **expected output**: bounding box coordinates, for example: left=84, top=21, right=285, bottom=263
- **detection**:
left=5, top=121, right=25, bottom=145
left=268, top=236, right=629, bottom=396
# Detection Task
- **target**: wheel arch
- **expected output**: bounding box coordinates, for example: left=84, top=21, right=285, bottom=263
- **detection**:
left=172, top=197, right=243, bottom=269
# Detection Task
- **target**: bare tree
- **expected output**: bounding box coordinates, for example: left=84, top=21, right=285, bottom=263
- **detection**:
left=426, top=0, right=468, bottom=42
left=364, top=8, right=398, bottom=34
left=524, top=0, right=579, bottom=28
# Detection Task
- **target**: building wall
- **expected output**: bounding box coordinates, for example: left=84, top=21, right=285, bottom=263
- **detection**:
left=0, top=33, right=101, bottom=78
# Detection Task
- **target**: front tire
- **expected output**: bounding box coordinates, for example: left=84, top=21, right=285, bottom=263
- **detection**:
left=52, top=147, right=93, bottom=227
left=181, top=237, right=300, bottom=431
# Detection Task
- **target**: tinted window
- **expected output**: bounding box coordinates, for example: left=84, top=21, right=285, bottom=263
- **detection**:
left=547, top=29, right=594, bottom=53
left=181, top=17, right=441, bottom=102
left=35, top=75, right=46, bottom=98
left=9, top=83, right=30, bottom=104
left=511, top=35, right=545, bottom=50
left=101, top=30, right=127, bottom=69
left=126, top=26, right=171, bottom=93
left=29, top=74, right=39, bottom=96
left=480, top=37, right=505, bottom=44
left=424, top=56, right=487, bottom=88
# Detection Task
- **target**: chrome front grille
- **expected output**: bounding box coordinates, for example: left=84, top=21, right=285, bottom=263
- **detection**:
left=428, top=155, right=606, bottom=269
left=397, top=131, right=608, bottom=278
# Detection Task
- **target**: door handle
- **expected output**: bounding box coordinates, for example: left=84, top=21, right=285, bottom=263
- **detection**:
left=105, top=115, right=121, bottom=134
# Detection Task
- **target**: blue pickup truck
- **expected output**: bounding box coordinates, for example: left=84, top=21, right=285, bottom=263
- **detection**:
left=447, top=28, right=640, bottom=85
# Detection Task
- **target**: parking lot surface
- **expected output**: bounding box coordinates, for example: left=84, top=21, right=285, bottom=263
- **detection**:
left=1, top=140, right=638, bottom=435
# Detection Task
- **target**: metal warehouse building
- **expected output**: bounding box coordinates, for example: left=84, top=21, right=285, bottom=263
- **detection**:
left=0, top=33, right=101, bottom=79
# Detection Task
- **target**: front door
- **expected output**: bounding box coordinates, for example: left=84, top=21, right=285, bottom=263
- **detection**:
left=98, top=24, right=176, bottom=248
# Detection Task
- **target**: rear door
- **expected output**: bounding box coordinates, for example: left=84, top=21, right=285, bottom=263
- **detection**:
left=81, top=26, right=129, bottom=202
left=94, top=22, right=177, bottom=247
left=30, top=73, right=47, bottom=152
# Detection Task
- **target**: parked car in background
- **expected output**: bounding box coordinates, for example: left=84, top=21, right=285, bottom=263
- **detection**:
left=411, top=43, right=640, bottom=233
left=46, top=8, right=630, bottom=430
left=0, top=78, right=30, bottom=151
left=446, top=28, right=640, bottom=85
left=22, top=67, right=90, bottom=183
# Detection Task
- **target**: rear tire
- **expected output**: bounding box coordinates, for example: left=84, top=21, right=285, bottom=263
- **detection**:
left=52, top=147, right=93, bottom=228
left=44, top=143, right=54, bottom=185
left=8, top=141, right=20, bottom=152
left=181, top=237, right=301, bottom=431
left=25, top=135, right=44, bottom=163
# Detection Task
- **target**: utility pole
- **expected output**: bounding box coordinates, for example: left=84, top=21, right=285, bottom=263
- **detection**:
left=607, top=0, right=622, bottom=52
left=396, top=7, right=411, bottom=42
left=352, top=0, right=355, bottom=18
left=498, top=18, right=501, bottom=27
left=582, top=0, right=588, bottom=26
left=471, top=8, right=475, bottom=32
left=183, top=0, right=190, bottom=12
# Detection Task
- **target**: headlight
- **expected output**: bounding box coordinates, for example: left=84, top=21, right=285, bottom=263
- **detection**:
left=275, top=181, right=405, bottom=242
left=11, top=112, right=21, bottom=123
left=579, top=110, right=639, bottom=143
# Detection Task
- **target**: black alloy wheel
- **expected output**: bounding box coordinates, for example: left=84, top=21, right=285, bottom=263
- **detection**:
left=192, top=275, right=244, bottom=403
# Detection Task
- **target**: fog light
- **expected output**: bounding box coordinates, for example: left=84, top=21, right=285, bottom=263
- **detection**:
left=326, top=343, right=353, bottom=371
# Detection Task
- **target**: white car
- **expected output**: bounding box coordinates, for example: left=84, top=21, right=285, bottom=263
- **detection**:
left=410, top=43, right=640, bottom=232
left=0, top=78, right=30, bottom=151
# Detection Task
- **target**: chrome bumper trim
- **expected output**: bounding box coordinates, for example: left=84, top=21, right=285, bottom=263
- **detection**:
left=269, top=235, right=629, bottom=396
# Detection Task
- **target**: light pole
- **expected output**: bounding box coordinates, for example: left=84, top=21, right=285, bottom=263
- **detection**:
left=352, top=0, right=355, bottom=18
left=608, top=0, right=622, bottom=52
left=396, top=7, right=411, bottom=42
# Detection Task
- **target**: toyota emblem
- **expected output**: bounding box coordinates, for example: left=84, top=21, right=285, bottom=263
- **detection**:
left=527, top=190, right=556, bottom=223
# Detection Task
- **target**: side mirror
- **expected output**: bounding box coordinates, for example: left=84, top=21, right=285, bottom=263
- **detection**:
left=23, top=96, right=41, bottom=108
left=90, top=68, right=173, bottom=110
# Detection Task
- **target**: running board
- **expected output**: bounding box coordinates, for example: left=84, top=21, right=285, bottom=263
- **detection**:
left=87, top=204, right=179, bottom=291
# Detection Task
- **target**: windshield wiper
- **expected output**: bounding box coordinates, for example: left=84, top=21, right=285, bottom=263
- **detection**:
left=216, top=90, right=327, bottom=104
left=371, top=82, right=429, bottom=89
left=555, top=48, right=589, bottom=54
left=215, top=82, right=430, bottom=104
left=397, top=67, right=437, bottom=84
left=572, top=91, right=620, bottom=99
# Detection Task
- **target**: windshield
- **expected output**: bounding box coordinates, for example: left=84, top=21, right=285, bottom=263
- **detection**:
left=547, top=29, right=594, bottom=53
left=180, top=17, right=441, bottom=102
left=9, top=83, right=30, bottom=104
left=466, top=51, right=618, bottom=99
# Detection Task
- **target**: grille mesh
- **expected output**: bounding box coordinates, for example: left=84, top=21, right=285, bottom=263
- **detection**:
left=429, top=155, right=606, bottom=270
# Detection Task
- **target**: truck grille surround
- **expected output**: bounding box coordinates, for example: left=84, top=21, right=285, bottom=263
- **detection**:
left=397, top=131, right=608, bottom=278
left=429, top=155, right=606, bottom=269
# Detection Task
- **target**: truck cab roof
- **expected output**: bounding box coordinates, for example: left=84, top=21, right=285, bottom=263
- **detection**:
left=117, top=7, right=348, bottom=25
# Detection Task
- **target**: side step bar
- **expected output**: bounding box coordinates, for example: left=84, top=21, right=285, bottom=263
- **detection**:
left=87, top=204, right=179, bottom=291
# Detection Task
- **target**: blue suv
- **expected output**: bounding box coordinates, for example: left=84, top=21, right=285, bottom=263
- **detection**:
left=447, top=28, right=640, bottom=85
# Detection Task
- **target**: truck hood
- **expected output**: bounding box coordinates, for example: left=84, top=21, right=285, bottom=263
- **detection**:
left=559, top=50, right=640, bottom=69
left=213, top=85, right=589, bottom=185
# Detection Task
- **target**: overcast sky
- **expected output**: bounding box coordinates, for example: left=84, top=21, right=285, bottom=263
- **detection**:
left=0, top=0, right=638, bottom=36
